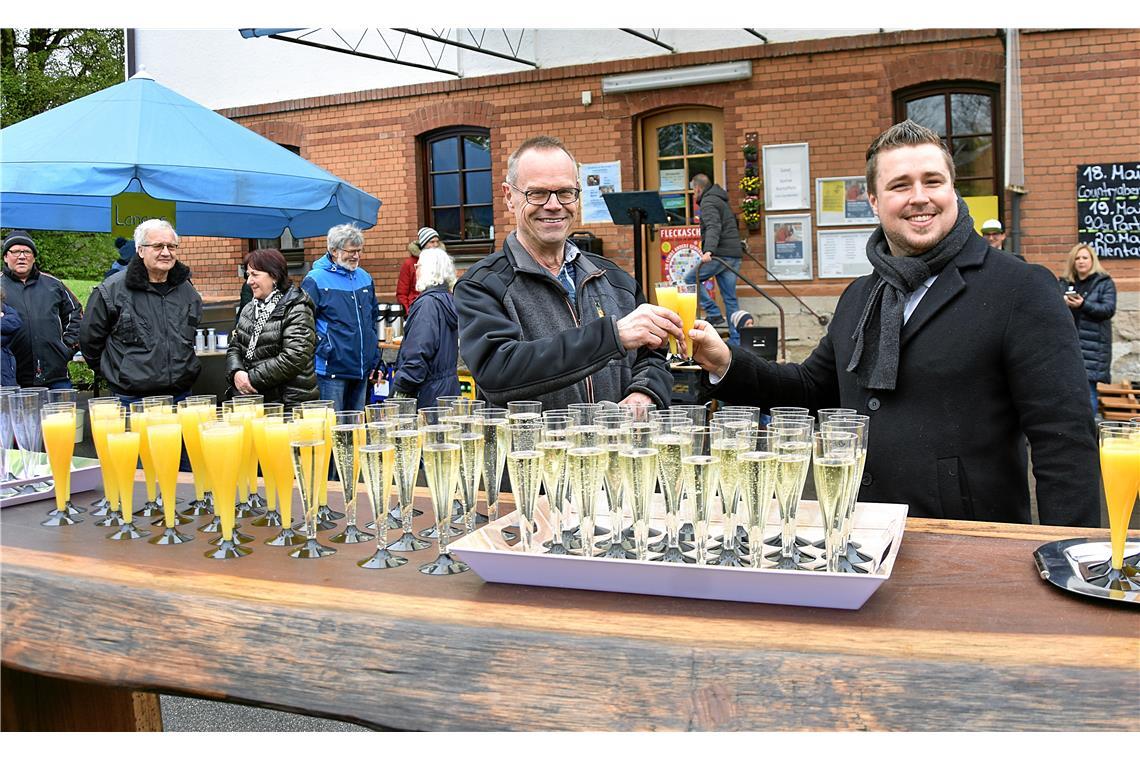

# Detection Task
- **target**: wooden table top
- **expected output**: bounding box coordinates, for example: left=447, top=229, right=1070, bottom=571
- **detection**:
left=2, top=475, right=1136, bottom=731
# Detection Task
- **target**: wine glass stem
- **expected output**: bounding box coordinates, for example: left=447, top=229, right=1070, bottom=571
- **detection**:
left=825, top=529, right=841, bottom=572
left=401, top=499, right=414, bottom=533
left=780, top=498, right=796, bottom=557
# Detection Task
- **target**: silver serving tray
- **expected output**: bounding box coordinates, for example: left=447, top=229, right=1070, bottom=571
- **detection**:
left=1034, top=538, right=1140, bottom=605
left=451, top=498, right=908, bottom=610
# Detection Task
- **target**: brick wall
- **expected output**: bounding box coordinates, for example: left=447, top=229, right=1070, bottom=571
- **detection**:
left=180, top=26, right=1138, bottom=333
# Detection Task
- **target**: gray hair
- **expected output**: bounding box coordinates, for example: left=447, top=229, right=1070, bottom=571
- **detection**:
left=689, top=173, right=711, bottom=191
left=133, top=219, right=178, bottom=248
left=506, top=135, right=577, bottom=186
left=414, top=248, right=457, bottom=292
left=326, top=224, right=364, bottom=252
left=865, top=119, right=955, bottom=194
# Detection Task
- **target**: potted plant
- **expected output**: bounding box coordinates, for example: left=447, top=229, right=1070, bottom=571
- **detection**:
left=741, top=197, right=763, bottom=231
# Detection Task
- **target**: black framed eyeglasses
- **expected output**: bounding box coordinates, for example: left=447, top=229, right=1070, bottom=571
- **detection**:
left=142, top=242, right=180, bottom=252
left=509, top=185, right=581, bottom=206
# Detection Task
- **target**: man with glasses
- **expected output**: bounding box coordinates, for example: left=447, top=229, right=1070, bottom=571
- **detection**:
left=301, top=223, right=381, bottom=412
left=81, top=219, right=203, bottom=403
left=1, top=230, right=83, bottom=389
left=454, top=135, right=682, bottom=410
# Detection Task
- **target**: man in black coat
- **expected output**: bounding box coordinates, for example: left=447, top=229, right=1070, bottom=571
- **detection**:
left=689, top=121, right=1099, bottom=527
left=686, top=174, right=744, bottom=343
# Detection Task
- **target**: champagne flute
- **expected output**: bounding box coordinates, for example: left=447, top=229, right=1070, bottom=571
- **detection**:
left=650, top=415, right=694, bottom=563
left=419, top=422, right=467, bottom=575
left=416, top=407, right=462, bottom=540
left=105, top=429, right=150, bottom=540
left=506, top=400, right=542, bottom=422
left=620, top=445, right=658, bottom=561
left=673, top=404, right=708, bottom=427
left=299, top=400, right=340, bottom=526
left=596, top=410, right=634, bottom=559
left=539, top=415, right=572, bottom=554
left=289, top=413, right=335, bottom=558
left=90, top=402, right=128, bottom=527
left=148, top=416, right=193, bottom=544
left=709, top=419, right=746, bottom=566
left=250, top=411, right=282, bottom=527
left=449, top=414, right=485, bottom=535
left=9, top=391, right=42, bottom=483
left=40, top=402, right=80, bottom=525
left=186, top=394, right=218, bottom=512
left=505, top=420, right=543, bottom=553
left=177, top=399, right=213, bottom=515
left=229, top=402, right=263, bottom=519
left=654, top=281, right=680, bottom=357
left=622, top=419, right=663, bottom=545
left=387, top=420, right=430, bottom=552
left=567, top=428, right=605, bottom=558
left=359, top=436, right=405, bottom=569
left=200, top=408, right=253, bottom=543
left=818, top=408, right=857, bottom=426
left=769, top=420, right=813, bottom=569
left=822, top=417, right=872, bottom=570
left=682, top=425, right=719, bottom=564
left=675, top=283, right=698, bottom=359
left=263, top=418, right=306, bottom=547
left=198, top=420, right=248, bottom=558
left=738, top=430, right=779, bottom=568
left=128, top=402, right=162, bottom=518
left=330, top=410, right=372, bottom=544
left=1093, top=422, right=1140, bottom=590
left=812, top=430, right=859, bottom=573
left=476, top=408, right=508, bottom=525
left=0, top=388, right=21, bottom=496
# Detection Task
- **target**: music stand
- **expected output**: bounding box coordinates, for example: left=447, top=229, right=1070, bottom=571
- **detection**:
left=602, top=191, right=669, bottom=292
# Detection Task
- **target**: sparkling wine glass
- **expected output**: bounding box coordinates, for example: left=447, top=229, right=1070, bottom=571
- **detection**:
left=682, top=425, right=719, bottom=564
left=818, top=408, right=857, bottom=426
left=90, top=401, right=128, bottom=527
left=289, top=413, right=335, bottom=558
left=650, top=414, right=694, bottom=563
left=448, top=413, right=484, bottom=535
left=596, top=409, right=634, bottom=559
left=812, top=430, right=860, bottom=573
left=419, top=416, right=467, bottom=575
left=620, top=444, right=658, bottom=561
left=538, top=415, right=572, bottom=554
left=738, top=430, right=779, bottom=568
left=476, top=407, right=508, bottom=525
left=106, top=428, right=150, bottom=540
left=822, top=416, right=872, bottom=571
left=567, top=428, right=605, bottom=559
left=40, top=402, right=80, bottom=525
left=330, top=410, right=372, bottom=544
left=0, top=389, right=22, bottom=496
left=263, top=418, right=305, bottom=547
left=147, top=415, right=193, bottom=544
left=298, top=400, right=340, bottom=526
left=387, top=418, right=430, bottom=552
left=1092, top=421, right=1140, bottom=590
left=199, top=420, right=248, bottom=558
left=769, top=419, right=813, bottom=569
left=10, top=391, right=42, bottom=482
left=506, top=400, right=542, bottom=422
left=359, top=438, right=405, bottom=569
left=505, top=420, right=543, bottom=553
left=709, top=419, right=748, bottom=566
left=416, top=407, right=462, bottom=540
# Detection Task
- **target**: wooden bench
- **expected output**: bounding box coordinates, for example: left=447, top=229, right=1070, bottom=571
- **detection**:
left=1097, top=380, right=1140, bottom=420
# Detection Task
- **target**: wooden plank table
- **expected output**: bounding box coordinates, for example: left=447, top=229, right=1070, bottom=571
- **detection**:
left=2, top=474, right=1137, bottom=731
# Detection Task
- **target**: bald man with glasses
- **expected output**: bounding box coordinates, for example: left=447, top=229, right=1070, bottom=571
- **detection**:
left=454, top=135, right=682, bottom=411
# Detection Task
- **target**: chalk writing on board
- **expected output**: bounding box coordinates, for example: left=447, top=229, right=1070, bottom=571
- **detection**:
left=1077, top=162, right=1139, bottom=259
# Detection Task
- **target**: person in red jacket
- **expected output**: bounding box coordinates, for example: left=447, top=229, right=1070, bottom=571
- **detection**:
left=396, top=227, right=445, bottom=312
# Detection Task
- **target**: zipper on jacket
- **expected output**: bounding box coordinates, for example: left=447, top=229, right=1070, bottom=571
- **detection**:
left=575, top=269, right=608, bottom=404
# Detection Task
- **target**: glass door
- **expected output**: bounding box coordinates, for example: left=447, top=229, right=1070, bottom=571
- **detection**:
left=641, top=108, right=726, bottom=225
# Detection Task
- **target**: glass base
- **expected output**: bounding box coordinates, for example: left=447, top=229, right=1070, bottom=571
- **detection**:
left=418, top=552, right=469, bottom=575
left=387, top=530, right=431, bottom=552
left=199, top=516, right=223, bottom=533
left=234, top=500, right=260, bottom=519
left=679, top=522, right=695, bottom=542
left=765, top=533, right=811, bottom=549
left=544, top=541, right=571, bottom=555
left=1085, top=565, right=1140, bottom=591
left=835, top=554, right=870, bottom=574
left=94, top=511, right=127, bottom=528
left=289, top=537, right=336, bottom=559
left=211, top=528, right=253, bottom=546
left=358, top=547, right=408, bottom=569
left=42, top=509, right=81, bottom=527
left=180, top=499, right=212, bottom=516
left=710, top=547, right=747, bottom=567
left=651, top=546, right=695, bottom=564
left=251, top=510, right=284, bottom=528
left=418, top=523, right=463, bottom=540
left=206, top=538, right=250, bottom=559
left=598, top=539, right=636, bottom=560
left=317, top=504, right=345, bottom=522
left=56, top=500, right=85, bottom=516
left=134, top=500, right=162, bottom=517
left=152, top=512, right=193, bottom=526
left=649, top=537, right=694, bottom=553
left=150, top=526, right=194, bottom=545
left=622, top=525, right=662, bottom=541
left=107, top=523, right=151, bottom=540
left=88, top=495, right=110, bottom=513
left=265, top=526, right=306, bottom=546
left=330, top=523, right=375, bottom=544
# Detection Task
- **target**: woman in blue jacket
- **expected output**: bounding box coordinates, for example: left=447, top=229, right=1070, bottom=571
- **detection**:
left=1059, top=243, right=1116, bottom=415
left=391, top=248, right=461, bottom=409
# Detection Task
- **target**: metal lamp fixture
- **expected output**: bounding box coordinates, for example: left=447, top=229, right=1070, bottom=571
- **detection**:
left=601, top=61, right=753, bottom=94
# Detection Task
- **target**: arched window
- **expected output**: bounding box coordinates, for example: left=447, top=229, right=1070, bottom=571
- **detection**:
left=421, top=127, right=493, bottom=255
left=895, top=83, right=1001, bottom=200
left=640, top=108, right=725, bottom=225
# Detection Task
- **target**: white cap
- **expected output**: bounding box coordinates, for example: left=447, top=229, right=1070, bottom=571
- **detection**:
left=980, top=219, right=1003, bottom=233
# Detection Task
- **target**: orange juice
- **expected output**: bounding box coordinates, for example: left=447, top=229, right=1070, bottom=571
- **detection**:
left=1101, top=435, right=1140, bottom=569
left=199, top=422, right=243, bottom=540
left=147, top=422, right=182, bottom=527
left=655, top=283, right=680, bottom=355
left=225, top=409, right=255, bottom=502
left=675, top=285, right=698, bottom=357
left=265, top=420, right=295, bottom=525
left=42, top=409, right=76, bottom=511
left=106, top=431, right=140, bottom=523
left=178, top=404, right=208, bottom=500
left=131, top=407, right=159, bottom=503
left=90, top=405, right=125, bottom=512
left=250, top=416, right=278, bottom=513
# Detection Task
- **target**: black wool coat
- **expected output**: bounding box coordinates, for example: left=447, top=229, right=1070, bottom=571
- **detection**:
left=226, top=285, right=319, bottom=410
left=710, top=235, right=1100, bottom=527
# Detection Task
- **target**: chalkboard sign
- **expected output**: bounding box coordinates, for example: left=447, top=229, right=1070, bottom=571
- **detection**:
left=1077, top=162, right=1140, bottom=259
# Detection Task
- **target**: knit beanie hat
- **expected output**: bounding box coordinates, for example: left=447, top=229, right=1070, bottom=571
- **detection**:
left=730, top=310, right=754, bottom=330
left=2, top=230, right=37, bottom=257
left=417, top=227, right=441, bottom=248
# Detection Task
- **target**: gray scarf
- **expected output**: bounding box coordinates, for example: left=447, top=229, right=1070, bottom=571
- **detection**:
left=846, top=195, right=975, bottom=390
left=245, top=289, right=284, bottom=361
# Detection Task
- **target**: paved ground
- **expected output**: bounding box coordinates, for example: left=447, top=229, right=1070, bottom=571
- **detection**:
left=160, top=694, right=371, bottom=731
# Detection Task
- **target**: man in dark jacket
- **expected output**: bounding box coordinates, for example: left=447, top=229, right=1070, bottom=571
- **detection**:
left=689, top=121, right=1099, bottom=527
left=685, top=174, right=744, bottom=344
left=80, top=220, right=203, bottom=402
left=1, top=230, right=83, bottom=389
left=454, top=135, right=682, bottom=411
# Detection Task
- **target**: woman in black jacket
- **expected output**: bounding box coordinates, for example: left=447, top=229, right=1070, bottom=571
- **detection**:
left=391, top=247, right=461, bottom=409
left=227, top=249, right=319, bottom=411
left=1059, top=243, right=1116, bottom=415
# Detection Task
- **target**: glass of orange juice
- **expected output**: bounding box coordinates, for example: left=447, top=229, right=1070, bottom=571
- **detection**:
left=654, top=281, right=680, bottom=357
left=263, top=418, right=305, bottom=546
left=199, top=420, right=250, bottom=559
left=147, top=415, right=193, bottom=545
left=1096, top=422, right=1140, bottom=590
left=674, top=283, right=698, bottom=360
left=40, top=402, right=80, bottom=526
left=177, top=399, right=212, bottom=516
left=90, top=400, right=127, bottom=527
left=128, top=402, right=163, bottom=518
left=250, top=411, right=282, bottom=528
left=105, top=429, right=149, bottom=540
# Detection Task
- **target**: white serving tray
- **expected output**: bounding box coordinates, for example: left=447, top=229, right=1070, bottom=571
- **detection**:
left=451, top=498, right=908, bottom=610
left=0, top=452, right=102, bottom=508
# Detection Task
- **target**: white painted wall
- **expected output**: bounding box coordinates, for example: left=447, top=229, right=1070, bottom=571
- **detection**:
left=134, top=28, right=887, bottom=110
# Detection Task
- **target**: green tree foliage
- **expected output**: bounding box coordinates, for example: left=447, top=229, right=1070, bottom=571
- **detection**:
left=2, top=29, right=126, bottom=279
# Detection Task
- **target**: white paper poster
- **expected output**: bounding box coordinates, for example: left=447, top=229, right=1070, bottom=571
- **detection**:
left=765, top=214, right=813, bottom=281
left=817, top=228, right=875, bottom=279
left=658, top=168, right=687, bottom=192
left=579, top=161, right=622, bottom=224
left=763, top=143, right=810, bottom=211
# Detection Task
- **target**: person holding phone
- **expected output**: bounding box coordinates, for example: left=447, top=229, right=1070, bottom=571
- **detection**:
left=1058, top=243, right=1117, bottom=416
